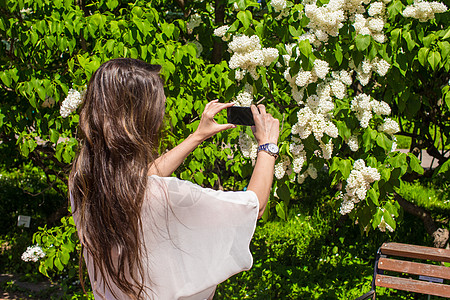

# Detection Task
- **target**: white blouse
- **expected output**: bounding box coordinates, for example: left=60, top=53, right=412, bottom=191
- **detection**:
left=74, top=175, right=259, bottom=300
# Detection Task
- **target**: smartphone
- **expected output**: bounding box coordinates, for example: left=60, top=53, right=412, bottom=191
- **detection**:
left=227, top=106, right=255, bottom=126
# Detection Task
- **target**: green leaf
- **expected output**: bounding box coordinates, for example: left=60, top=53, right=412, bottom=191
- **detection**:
left=298, top=40, right=312, bottom=57
left=275, top=201, right=287, bottom=221
left=436, top=159, right=450, bottom=175
left=355, top=35, right=371, bottom=51
left=427, top=51, right=441, bottom=71
left=289, top=25, right=301, bottom=37
left=277, top=183, right=291, bottom=202
left=367, top=188, right=379, bottom=206
left=49, top=129, right=59, bottom=144
left=445, top=92, right=450, bottom=110
left=408, top=153, right=424, bottom=174
left=0, top=71, right=11, bottom=86
left=422, top=34, right=435, bottom=48
left=439, top=41, right=450, bottom=60
left=417, top=47, right=429, bottom=67
left=106, top=0, right=119, bottom=10
left=335, top=44, right=343, bottom=65
left=403, top=31, right=416, bottom=51
left=54, top=256, right=64, bottom=271
left=443, top=28, right=450, bottom=40
left=383, top=208, right=396, bottom=231
left=336, top=121, right=351, bottom=140
left=237, top=11, right=250, bottom=29
left=36, top=85, right=46, bottom=100
left=193, top=172, right=204, bottom=185
left=0, top=18, right=5, bottom=31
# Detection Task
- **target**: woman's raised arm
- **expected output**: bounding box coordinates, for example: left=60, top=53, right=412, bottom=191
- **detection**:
left=148, top=100, right=235, bottom=177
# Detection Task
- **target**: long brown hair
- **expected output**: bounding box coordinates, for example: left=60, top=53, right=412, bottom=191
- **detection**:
left=69, top=58, right=165, bottom=298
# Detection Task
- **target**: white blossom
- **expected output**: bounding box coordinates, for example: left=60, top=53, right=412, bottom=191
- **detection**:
left=348, top=135, right=359, bottom=152
left=330, top=79, right=346, bottom=99
left=21, top=245, right=46, bottom=262
left=214, top=25, right=230, bottom=41
left=339, top=70, right=353, bottom=86
left=295, top=70, right=313, bottom=87
left=239, top=132, right=258, bottom=159
left=368, top=2, right=385, bottom=16
left=275, top=156, right=291, bottom=179
left=402, top=0, right=447, bottom=22
left=313, top=59, right=330, bottom=79
left=378, top=118, right=400, bottom=135
left=187, top=14, right=202, bottom=31
left=340, top=159, right=380, bottom=215
left=320, top=140, right=334, bottom=160
left=307, top=164, right=318, bottom=179
left=378, top=209, right=394, bottom=232
left=60, top=88, right=84, bottom=118
left=271, top=0, right=287, bottom=12
left=373, top=58, right=390, bottom=76
left=371, top=100, right=391, bottom=115
left=227, top=35, right=279, bottom=76
left=297, top=173, right=308, bottom=184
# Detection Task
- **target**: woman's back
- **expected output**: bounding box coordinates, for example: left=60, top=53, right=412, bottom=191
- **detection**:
left=75, top=175, right=259, bottom=299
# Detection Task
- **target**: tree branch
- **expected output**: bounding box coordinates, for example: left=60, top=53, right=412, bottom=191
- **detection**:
left=395, top=193, right=449, bottom=248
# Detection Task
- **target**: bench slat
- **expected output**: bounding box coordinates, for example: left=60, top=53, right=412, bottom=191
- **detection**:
left=381, top=242, right=450, bottom=262
left=378, top=257, right=450, bottom=280
left=375, top=274, right=450, bottom=298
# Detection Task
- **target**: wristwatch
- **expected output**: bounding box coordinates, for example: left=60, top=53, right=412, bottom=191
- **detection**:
left=257, top=143, right=279, bottom=158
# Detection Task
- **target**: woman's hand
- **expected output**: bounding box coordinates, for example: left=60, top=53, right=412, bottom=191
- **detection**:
left=193, top=100, right=236, bottom=142
left=251, top=104, right=279, bottom=145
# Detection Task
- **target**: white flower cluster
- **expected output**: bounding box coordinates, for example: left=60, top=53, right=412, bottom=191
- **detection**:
left=275, top=156, right=291, bottom=179
left=343, top=0, right=367, bottom=15
left=271, top=0, right=290, bottom=19
left=187, top=14, right=202, bottom=31
left=296, top=164, right=318, bottom=183
left=228, top=35, right=279, bottom=80
left=391, top=135, right=397, bottom=152
left=339, top=159, right=380, bottom=215
left=271, top=0, right=287, bottom=12
left=377, top=208, right=394, bottom=232
left=352, top=57, right=390, bottom=86
left=378, top=117, right=400, bottom=135
left=213, top=25, right=230, bottom=41
left=368, top=1, right=386, bottom=16
left=21, top=245, right=46, bottom=262
left=353, top=14, right=386, bottom=43
left=285, top=59, right=330, bottom=89
left=233, top=83, right=253, bottom=107
left=402, top=0, right=448, bottom=22
left=304, top=0, right=346, bottom=43
left=60, top=88, right=85, bottom=118
left=350, top=93, right=391, bottom=128
left=292, top=94, right=339, bottom=145
left=319, top=139, right=334, bottom=160
left=347, top=135, right=359, bottom=151
left=238, top=131, right=258, bottom=160
left=290, top=138, right=307, bottom=173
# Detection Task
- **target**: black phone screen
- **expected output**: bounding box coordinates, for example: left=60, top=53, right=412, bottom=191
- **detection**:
left=227, top=106, right=255, bottom=126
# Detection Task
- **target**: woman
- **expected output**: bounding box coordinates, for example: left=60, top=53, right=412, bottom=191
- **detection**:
left=69, top=58, right=279, bottom=299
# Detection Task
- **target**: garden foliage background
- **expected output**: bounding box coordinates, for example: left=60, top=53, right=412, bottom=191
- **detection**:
left=0, top=0, right=449, bottom=298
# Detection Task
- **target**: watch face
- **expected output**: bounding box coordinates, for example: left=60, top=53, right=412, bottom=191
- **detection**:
left=268, top=144, right=279, bottom=153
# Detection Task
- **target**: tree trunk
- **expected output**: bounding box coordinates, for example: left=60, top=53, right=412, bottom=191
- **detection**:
left=211, top=0, right=225, bottom=64
left=395, top=193, right=449, bottom=248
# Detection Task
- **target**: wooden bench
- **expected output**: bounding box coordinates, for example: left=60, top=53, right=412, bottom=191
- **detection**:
left=356, top=242, right=450, bottom=299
